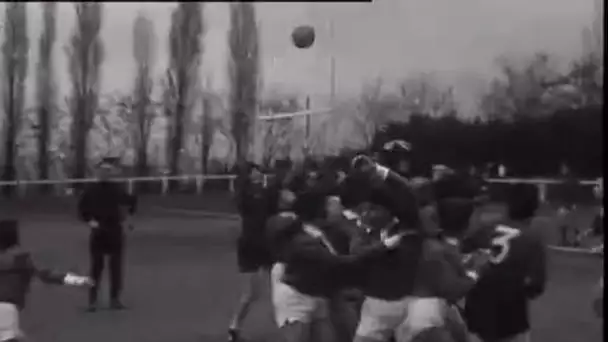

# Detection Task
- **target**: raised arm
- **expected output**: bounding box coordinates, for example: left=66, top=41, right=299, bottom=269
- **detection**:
left=371, top=165, right=421, bottom=230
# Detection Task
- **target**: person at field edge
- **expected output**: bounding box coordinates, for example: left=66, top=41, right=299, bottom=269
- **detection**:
left=0, top=220, right=93, bottom=342
left=554, top=164, right=581, bottom=247
left=78, top=157, right=137, bottom=312
left=228, top=162, right=276, bottom=342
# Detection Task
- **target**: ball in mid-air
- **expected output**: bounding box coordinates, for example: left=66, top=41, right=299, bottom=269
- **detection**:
left=292, top=25, right=315, bottom=49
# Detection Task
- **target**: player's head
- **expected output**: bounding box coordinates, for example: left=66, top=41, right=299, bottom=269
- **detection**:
left=436, top=198, right=475, bottom=238
left=247, top=163, right=264, bottom=185
left=325, top=195, right=344, bottom=221
left=378, top=139, right=412, bottom=174
left=0, top=219, right=19, bottom=251
left=293, top=187, right=331, bottom=222
left=506, top=183, right=539, bottom=221
left=97, top=157, right=120, bottom=180
left=278, top=188, right=297, bottom=211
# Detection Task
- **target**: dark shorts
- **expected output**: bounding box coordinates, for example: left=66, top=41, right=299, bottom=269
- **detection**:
left=90, top=230, right=124, bottom=255
left=237, top=236, right=273, bottom=273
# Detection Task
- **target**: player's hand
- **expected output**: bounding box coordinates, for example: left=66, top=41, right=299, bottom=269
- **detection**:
left=64, top=273, right=95, bottom=287
left=464, top=249, right=492, bottom=274
left=382, top=232, right=406, bottom=249
left=351, top=155, right=376, bottom=174
left=410, top=177, right=431, bottom=190
left=557, top=207, right=570, bottom=217
left=88, top=220, right=99, bottom=229
left=343, top=209, right=360, bottom=221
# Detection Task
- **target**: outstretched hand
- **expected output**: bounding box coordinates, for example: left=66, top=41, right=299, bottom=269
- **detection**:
left=64, top=273, right=95, bottom=287
left=351, top=155, right=376, bottom=174
left=382, top=231, right=407, bottom=249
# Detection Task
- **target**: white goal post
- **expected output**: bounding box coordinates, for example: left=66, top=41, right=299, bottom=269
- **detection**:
left=0, top=176, right=600, bottom=201
left=258, top=107, right=333, bottom=121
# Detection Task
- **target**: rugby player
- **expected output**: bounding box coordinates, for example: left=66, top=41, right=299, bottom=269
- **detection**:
left=341, top=151, right=438, bottom=342
left=228, top=163, right=276, bottom=342
left=404, top=198, right=491, bottom=342
left=462, top=183, right=547, bottom=342
left=269, top=188, right=406, bottom=342
left=0, top=220, right=93, bottom=342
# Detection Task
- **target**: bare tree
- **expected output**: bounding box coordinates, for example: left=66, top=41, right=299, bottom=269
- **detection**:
left=398, top=74, right=457, bottom=117
left=67, top=3, right=104, bottom=179
left=200, top=76, right=214, bottom=174
left=131, top=12, right=156, bottom=178
left=228, top=2, right=259, bottom=166
left=480, top=53, right=560, bottom=120
left=2, top=3, right=29, bottom=196
left=35, top=3, right=57, bottom=192
left=165, top=3, right=204, bottom=178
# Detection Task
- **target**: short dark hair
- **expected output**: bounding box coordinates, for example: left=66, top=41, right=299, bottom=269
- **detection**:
left=436, top=198, right=475, bottom=236
left=0, top=220, right=20, bottom=250
left=506, top=183, right=539, bottom=220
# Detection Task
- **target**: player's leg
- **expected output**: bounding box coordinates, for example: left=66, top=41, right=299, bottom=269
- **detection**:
left=328, top=292, right=360, bottom=342
left=443, top=305, right=469, bottom=342
left=271, top=266, right=326, bottom=342
left=396, top=297, right=447, bottom=342
left=109, top=239, right=126, bottom=309
left=469, top=332, right=531, bottom=342
left=0, top=303, right=23, bottom=342
left=280, top=321, right=312, bottom=342
left=353, top=297, right=406, bottom=342
left=87, top=238, right=105, bottom=311
left=228, top=238, right=266, bottom=341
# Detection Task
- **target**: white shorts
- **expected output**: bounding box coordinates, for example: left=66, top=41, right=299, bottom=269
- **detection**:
left=270, top=263, right=328, bottom=328
left=355, top=296, right=447, bottom=342
left=0, top=303, right=22, bottom=342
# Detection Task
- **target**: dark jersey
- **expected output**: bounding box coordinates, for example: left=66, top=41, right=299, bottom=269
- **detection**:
left=463, top=221, right=547, bottom=340
left=236, top=181, right=276, bottom=240
left=0, top=247, right=67, bottom=309
left=78, top=181, right=137, bottom=229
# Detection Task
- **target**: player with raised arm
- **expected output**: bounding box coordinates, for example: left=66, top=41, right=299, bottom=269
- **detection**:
left=341, top=147, right=452, bottom=342
left=462, top=183, right=547, bottom=342
left=0, top=220, right=93, bottom=342
left=228, top=162, right=277, bottom=342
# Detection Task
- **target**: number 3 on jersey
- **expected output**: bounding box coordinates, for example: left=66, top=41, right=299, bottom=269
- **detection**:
left=490, top=225, right=521, bottom=264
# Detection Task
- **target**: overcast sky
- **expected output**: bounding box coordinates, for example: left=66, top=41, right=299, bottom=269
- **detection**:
left=14, top=0, right=601, bottom=114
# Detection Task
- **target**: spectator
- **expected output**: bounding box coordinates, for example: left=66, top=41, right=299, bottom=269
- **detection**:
left=555, top=164, right=581, bottom=247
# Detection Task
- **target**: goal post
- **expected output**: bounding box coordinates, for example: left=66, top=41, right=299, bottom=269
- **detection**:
left=256, top=107, right=334, bottom=163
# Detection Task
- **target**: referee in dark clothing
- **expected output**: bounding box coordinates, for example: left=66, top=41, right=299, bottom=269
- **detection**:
left=78, top=157, right=137, bottom=311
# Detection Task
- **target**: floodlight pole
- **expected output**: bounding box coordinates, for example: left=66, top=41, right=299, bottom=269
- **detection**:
left=329, top=19, right=336, bottom=105
left=303, top=95, right=311, bottom=156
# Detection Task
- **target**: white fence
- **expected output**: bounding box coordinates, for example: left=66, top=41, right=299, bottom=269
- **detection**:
left=0, top=175, right=601, bottom=203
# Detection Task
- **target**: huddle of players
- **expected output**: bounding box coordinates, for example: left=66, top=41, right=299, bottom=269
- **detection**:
left=234, top=141, right=548, bottom=342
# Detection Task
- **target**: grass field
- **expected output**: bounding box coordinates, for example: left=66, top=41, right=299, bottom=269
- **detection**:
left=1, top=196, right=604, bottom=342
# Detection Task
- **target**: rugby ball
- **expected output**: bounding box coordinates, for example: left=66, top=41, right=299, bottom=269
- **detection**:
left=292, top=25, right=315, bottom=49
